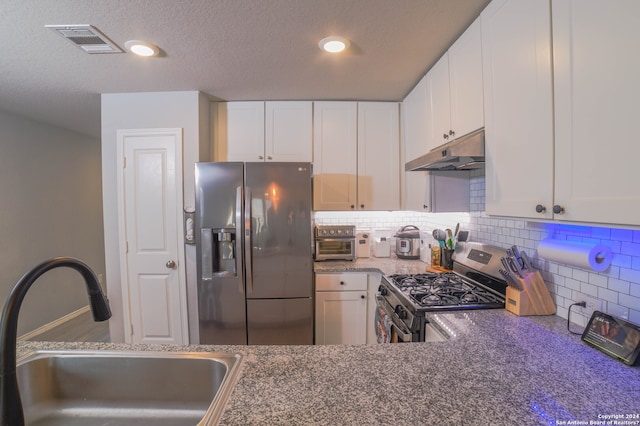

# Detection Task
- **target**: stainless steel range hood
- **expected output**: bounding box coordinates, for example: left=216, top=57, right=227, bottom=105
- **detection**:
left=405, top=128, right=485, bottom=171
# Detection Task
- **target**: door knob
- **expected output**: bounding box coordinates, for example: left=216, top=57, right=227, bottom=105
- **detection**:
left=166, top=260, right=177, bottom=269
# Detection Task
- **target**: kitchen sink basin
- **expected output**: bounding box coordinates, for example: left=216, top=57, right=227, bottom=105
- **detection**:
left=16, top=350, right=243, bottom=426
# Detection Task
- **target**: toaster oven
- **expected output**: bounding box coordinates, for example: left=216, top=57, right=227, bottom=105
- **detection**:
left=314, top=225, right=356, bottom=261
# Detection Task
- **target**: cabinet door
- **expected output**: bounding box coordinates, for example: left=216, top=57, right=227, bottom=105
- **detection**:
left=214, top=101, right=265, bottom=162
left=401, top=75, right=431, bottom=211
left=315, top=291, right=367, bottom=345
left=426, top=54, right=451, bottom=150
left=265, top=101, right=313, bottom=162
left=552, top=0, right=640, bottom=226
left=448, top=17, right=484, bottom=139
left=313, top=102, right=358, bottom=210
left=357, top=102, right=400, bottom=211
left=481, top=0, right=554, bottom=219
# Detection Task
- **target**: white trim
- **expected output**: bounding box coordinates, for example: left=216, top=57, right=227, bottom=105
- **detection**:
left=18, top=306, right=91, bottom=341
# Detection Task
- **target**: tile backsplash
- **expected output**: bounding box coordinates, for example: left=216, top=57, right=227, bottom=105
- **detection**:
left=314, top=170, right=640, bottom=326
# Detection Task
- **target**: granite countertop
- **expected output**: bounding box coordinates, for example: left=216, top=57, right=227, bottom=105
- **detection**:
left=16, top=258, right=640, bottom=425
left=18, top=310, right=640, bottom=426
left=313, top=255, right=430, bottom=275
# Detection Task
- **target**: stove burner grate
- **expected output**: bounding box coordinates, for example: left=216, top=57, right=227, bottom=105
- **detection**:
left=387, top=272, right=503, bottom=309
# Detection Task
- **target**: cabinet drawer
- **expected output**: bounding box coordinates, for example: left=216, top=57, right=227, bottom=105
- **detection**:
left=315, top=273, right=368, bottom=291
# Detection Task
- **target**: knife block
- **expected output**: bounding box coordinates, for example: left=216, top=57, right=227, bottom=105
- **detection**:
left=505, top=271, right=556, bottom=316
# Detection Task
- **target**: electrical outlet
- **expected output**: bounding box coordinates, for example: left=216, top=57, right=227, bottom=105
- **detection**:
left=576, top=293, right=603, bottom=318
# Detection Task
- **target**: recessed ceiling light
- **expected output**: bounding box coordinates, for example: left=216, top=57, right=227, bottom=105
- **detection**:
left=124, top=40, right=160, bottom=57
left=319, top=36, right=350, bottom=53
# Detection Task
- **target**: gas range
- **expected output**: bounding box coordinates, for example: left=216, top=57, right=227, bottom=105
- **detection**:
left=376, top=242, right=508, bottom=342
left=386, top=272, right=505, bottom=311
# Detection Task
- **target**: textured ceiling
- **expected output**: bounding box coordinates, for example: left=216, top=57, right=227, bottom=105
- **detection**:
left=0, top=0, right=490, bottom=138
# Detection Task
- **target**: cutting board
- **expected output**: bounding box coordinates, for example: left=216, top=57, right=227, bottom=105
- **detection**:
left=505, top=271, right=556, bottom=316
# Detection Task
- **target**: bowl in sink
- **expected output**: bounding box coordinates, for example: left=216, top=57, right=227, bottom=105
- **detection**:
left=16, top=350, right=243, bottom=426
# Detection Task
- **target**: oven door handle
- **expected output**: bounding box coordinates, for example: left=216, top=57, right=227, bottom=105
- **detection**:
left=391, top=323, right=413, bottom=343
left=376, top=296, right=413, bottom=343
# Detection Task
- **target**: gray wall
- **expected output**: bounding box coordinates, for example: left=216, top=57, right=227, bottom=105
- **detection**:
left=101, top=91, right=209, bottom=343
left=0, top=109, right=105, bottom=336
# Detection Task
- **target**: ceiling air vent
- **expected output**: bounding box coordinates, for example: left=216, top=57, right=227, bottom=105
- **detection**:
left=45, top=25, right=123, bottom=54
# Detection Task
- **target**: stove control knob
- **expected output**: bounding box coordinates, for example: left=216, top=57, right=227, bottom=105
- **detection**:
left=378, top=285, right=388, bottom=296
left=395, top=305, right=407, bottom=319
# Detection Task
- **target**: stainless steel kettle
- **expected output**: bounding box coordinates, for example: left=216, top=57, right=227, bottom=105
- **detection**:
left=394, top=225, right=421, bottom=259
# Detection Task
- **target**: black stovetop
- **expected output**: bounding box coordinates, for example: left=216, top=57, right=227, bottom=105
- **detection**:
left=385, top=272, right=505, bottom=311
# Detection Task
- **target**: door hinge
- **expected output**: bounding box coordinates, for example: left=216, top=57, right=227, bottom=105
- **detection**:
left=130, top=323, right=134, bottom=336
left=123, top=156, right=126, bottom=168
left=125, top=241, right=129, bottom=253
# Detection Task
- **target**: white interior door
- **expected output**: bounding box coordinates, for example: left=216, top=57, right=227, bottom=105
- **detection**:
left=118, top=128, right=188, bottom=344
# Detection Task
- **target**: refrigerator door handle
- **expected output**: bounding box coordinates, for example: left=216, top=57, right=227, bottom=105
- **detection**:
left=235, top=186, right=244, bottom=294
left=244, top=185, right=253, bottom=294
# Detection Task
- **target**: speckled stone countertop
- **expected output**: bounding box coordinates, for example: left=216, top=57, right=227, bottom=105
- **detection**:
left=18, top=310, right=640, bottom=425
left=313, top=255, right=431, bottom=275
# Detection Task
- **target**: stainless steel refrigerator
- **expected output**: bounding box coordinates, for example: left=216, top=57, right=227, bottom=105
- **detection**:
left=195, top=162, right=313, bottom=345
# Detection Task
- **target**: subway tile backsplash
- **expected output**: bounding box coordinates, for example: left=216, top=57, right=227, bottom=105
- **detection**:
left=314, top=170, right=640, bottom=327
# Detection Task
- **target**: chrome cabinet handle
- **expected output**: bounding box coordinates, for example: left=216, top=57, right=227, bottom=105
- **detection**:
left=535, top=204, right=546, bottom=213
left=166, top=260, right=176, bottom=269
left=553, top=205, right=565, bottom=214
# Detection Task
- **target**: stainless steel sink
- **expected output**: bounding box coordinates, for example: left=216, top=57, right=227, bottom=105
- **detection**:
left=16, top=350, right=243, bottom=426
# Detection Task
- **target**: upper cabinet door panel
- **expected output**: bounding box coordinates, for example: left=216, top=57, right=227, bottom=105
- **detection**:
left=313, top=102, right=358, bottom=210
left=552, top=0, right=640, bottom=225
left=357, top=102, right=400, bottom=211
left=481, top=0, right=554, bottom=218
left=265, top=101, right=313, bottom=162
left=448, top=17, right=484, bottom=139
left=426, top=54, right=451, bottom=150
left=215, top=101, right=265, bottom=162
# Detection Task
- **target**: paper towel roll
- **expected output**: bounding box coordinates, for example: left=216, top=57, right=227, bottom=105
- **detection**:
left=538, top=239, right=612, bottom=272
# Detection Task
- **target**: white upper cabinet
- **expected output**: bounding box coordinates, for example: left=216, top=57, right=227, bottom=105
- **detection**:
left=213, top=101, right=312, bottom=162
left=448, top=17, right=484, bottom=139
left=483, top=0, right=640, bottom=226
left=402, top=75, right=430, bottom=211
left=313, top=102, right=399, bottom=211
left=427, top=17, right=484, bottom=150
left=357, top=102, right=400, bottom=211
left=426, top=54, right=452, bottom=149
left=401, top=75, right=470, bottom=213
left=265, top=101, right=313, bottom=162
left=313, top=101, right=358, bottom=210
left=214, top=101, right=265, bottom=162
left=482, top=0, right=555, bottom=219
left=552, top=0, right=640, bottom=226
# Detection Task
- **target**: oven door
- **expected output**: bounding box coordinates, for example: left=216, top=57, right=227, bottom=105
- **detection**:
left=375, top=296, right=413, bottom=343
left=315, top=238, right=356, bottom=261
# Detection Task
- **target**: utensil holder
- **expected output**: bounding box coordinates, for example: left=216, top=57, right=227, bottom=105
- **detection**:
left=505, top=271, right=556, bottom=316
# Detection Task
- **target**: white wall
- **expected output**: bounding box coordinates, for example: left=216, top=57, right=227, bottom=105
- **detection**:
left=101, top=91, right=209, bottom=343
left=314, top=170, right=640, bottom=327
left=0, top=109, right=105, bottom=335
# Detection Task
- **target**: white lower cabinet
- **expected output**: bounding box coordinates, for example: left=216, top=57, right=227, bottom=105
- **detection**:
left=315, top=272, right=368, bottom=345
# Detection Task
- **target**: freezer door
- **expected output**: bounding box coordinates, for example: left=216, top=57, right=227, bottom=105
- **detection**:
left=195, top=162, right=247, bottom=344
left=247, top=298, right=313, bottom=345
left=244, top=162, right=313, bottom=299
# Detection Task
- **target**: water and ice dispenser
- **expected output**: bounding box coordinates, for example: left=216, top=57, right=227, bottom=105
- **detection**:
left=201, top=228, right=237, bottom=279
